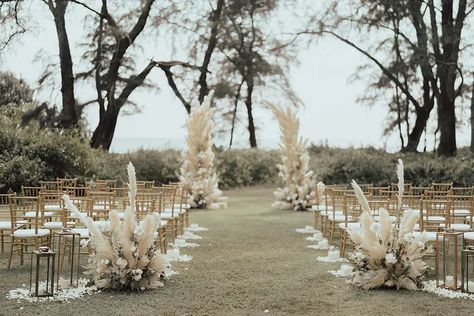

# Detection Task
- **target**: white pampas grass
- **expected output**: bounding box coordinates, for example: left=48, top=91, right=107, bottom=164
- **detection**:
left=347, top=161, right=428, bottom=290
left=269, top=103, right=316, bottom=211
left=396, top=158, right=404, bottom=216
left=63, top=162, right=169, bottom=291
left=179, top=91, right=227, bottom=209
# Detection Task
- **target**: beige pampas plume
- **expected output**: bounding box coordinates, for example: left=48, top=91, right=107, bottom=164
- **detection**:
left=179, top=91, right=227, bottom=209
left=396, top=158, right=404, bottom=215
left=268, top=102, right=316, bottom=211
left=351, top=180, right=371, bottom=214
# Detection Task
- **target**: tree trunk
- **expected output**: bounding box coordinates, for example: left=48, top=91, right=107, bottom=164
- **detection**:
left=404, top=107, right=430, bottom=152
left=470, top=79, right=474, bottom=153
left=90, top=109, right=119, bottom=150
left=51, top=0, right=77, bottom=128
left=245, top=80, right=257, bottom=148
left=437, top=77, right=457, bottom=156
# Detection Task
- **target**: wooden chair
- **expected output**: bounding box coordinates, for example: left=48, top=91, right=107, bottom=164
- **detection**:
left=64, top=186, right=90, bottom=198
left=327, top=189, right=353, bottom=245
left=390, top=182, right=412, bottom=193
left=95, top=179, right=117, bottom=192
left=137, top=181, right=155, bottom=190
left=157, top=186, right=179, bottom=242
left=339, top=194, right=362, bottom=256
left=420, top=199, right=451, bottom=232
left=88, top=191, right=116, bottom=225
left=368, top=186, right=390, bottom=196
left=40, top=192, right=67, bottom=231
left=452, top=187, right=474, bottom=196
left=8, top=196, right=50, bottom=269
left=448, top=195, right=473, bottom=231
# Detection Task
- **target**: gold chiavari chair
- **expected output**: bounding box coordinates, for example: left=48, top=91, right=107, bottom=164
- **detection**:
left=327, top=189, right=353, bottom=245
left=339, top=194, right=362, bottom=256
left=89, top=191, right=116, bottom=227
left=157, top=186, right=179, bottom=242
left=164, top=183, right=188, bottom=235
left=420, top=199, right=451, bottom=232
left=40, top=191, right=67, bottom=231
left=64, top=186, right=90, bottom=198
left=21, top=186, right=43, bottom=197
left=402, top=195, right=423, bottom=228
left=8, top=196, right=50, bottom=269
left=448, top=195, right=473, bottom=232
left=0, top=194, right=12, bottom=253
left=357, top=183, right=373, bottom=193
left=369, top=197, right=391, bottom=220
left=137, top=180, right=155, bottom=191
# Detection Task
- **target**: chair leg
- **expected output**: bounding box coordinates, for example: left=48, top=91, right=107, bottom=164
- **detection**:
left=339, top=229, right=346, bottom=257
left=19, top=241, right=24, bottom=266
left=7, top=237, right=15, bottom=270
left=329, top=222, right=336, bottom=245
left=0, top=231, right=4, bottom=253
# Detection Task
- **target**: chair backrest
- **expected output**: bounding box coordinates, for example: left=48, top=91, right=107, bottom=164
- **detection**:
left=421, top=199, right=451, bottom=231
left=331, top=189, right=352, bottom=217
left=0, top=194, right=11, bottom=222
left=66, top=197, right=93, bottom=225
left=40, top=180, right=61, bottom=193
left=402, top=194, right=423, bottom=213
left=157, top=186, right=177, bottom=214
left=89, top=191, right=116, bottom=220
left=21, top=186, right=43, bottom=197
left=424, top=190, right=450, bottom=200
left=368, top=186, right=390, bottom=196
left=449, top=195, right=473, bottom=225
left=64, top=186, right=90, bottom=198
left=137, top=181, right=155, bottom=190
left=431, top=182, right=453, bottom=193
left=390, top=182, right=412, bottom=193
left=452, top=187, right=474, bottom=196
left=367, top=197, right=390, bottom=217
left=95, top=179, right=117, bottom=191
left=135, top=199, right=157, bottom=220
left=57, top=178, right=77, bottom=190
left=357, top=183, right=373, bottom=193
left=412, top=186, right=431, bottom=196
left=342, top=194, right=361, bottom=227
left=10, top=196, right=41, bottom=232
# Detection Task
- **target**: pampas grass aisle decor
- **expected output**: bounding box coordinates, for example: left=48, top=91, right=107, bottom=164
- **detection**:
left=180, top=91, right=227, bottom=209
left=269, top=104, right=316, bottom=211
left=63, top=162, right=170, bottom=291
left=347, top=159, right=430, bottom=290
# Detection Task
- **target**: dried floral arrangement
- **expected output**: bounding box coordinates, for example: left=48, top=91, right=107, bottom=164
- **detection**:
left=269, top=104, right=316, bottom=210
left=347, top=159, right=430, bottom=290
left=179, top=92, right=227, bottom=209
left=64, top=162, right=169, bottom=291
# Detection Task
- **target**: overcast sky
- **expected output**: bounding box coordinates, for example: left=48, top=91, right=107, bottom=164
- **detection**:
left=1, top=2, right=471, bottom=153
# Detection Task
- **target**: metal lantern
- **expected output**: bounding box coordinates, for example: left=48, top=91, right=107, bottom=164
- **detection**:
left=435, top=230, right=464, bottom=290
left=54, top=229, right=81, bottom=289
left=30, top=247, right=55, bottom=297
left=461, top=246, right=474, bottom=293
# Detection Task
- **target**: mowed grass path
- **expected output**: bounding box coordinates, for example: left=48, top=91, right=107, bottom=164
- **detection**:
left=1, top=187, right=473, bottom=315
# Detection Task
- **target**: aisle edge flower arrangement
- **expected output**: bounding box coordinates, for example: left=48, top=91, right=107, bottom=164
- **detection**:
left=347, top=159, right=430, bottom=290
left=180, top=91, right=227, bottom=209
left=64, top=162, right=170, bottom=291
left=269, top=104, right=316, bottom=211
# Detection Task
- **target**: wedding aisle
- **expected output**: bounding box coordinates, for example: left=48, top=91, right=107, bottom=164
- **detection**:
left=1, top=187, right=473, bottom=315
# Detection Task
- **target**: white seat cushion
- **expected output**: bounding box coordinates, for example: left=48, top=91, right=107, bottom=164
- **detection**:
left=449, top=223, right=472, bottom=232
left=373, top=215, right=397, bottom=222
left=413, top=231, right=437, bottom=242
left=328, top=215, right=351, bottom=222
left=25, top=211, right=53, bottom=218
left=179, top=203, right=191, bottom=209
left=427, top=216, right=445, bottom=222
left=338, top=222, right=360, bottom=230
left=163, top=209, right=186, bottom=215
left=454, top=209, right=471, bottom=216
left=44, top=204, right=63, bottom=211
left=0, top=221, right=27, bottom=229
left=464, top=232, right=474, bottom=240
left=70, top=228, right=89, bottom=238
left=321, top=211, right=344, bottom=216
left=43, top=221, right=64, bottom=229
left=69, top=212, right=87, bottom=219
left=13, top=228, right=50, bottom=238
left=161, top=213, right=179, bottom=220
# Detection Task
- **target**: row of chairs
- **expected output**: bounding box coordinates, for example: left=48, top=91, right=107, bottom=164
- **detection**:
left=313, top=183, right=474, bottom=256
left=0, top=179, right=191, bottom=269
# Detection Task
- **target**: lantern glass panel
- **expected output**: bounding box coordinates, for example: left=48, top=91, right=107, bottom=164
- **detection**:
left=435, top=231, right=463, bottom=290
left=29, top=249, right=55, bottom=297
left=54, top=230, right=81, bottom=289
left=461, top=247, right=474, bottom=293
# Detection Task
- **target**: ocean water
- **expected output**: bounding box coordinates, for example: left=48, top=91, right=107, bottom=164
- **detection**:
left=110, top=137, right=280, bottom=153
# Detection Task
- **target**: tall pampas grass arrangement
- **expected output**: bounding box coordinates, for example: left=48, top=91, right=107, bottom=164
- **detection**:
left=269, top=103, right=316, bottom=211
left=347, top=159, right=429, bottom=290
left=179, top=91, right=227, bottom=209
left=63, top=162, right=169, bottom=291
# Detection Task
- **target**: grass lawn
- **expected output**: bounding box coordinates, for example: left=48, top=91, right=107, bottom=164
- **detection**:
left=0, top=187, right=473, bottom=315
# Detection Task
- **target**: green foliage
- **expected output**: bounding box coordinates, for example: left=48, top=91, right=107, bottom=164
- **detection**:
left=0, top=72, right=33, bottom=106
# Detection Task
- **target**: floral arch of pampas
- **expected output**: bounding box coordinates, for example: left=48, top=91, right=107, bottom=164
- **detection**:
left=348, top=159, right=430, bottom=290
left=63, top=162, right=169, bottom=291
left=179, top=91, right=227, bottom=209
left=268, top=103, right=316, bottom=211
